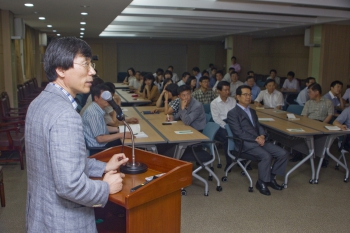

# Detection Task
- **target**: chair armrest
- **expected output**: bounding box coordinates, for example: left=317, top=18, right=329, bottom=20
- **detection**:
left=226, top=136, right=247, bottom=160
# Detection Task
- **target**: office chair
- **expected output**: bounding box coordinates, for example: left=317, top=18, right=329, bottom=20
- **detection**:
left=222, top=124, right=255, bottom=192
left=286, top=104, right=304, bottom=115
left=203, top=103, right=211, bottom=114
left=335, top=135, right=350, bottom=182
left=205, top=113, right=212, bottom=123
left=180, top=122, right=222, bottom=196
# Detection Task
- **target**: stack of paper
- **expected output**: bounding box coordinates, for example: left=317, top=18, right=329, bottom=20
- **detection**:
left=325, top=126, right=341, bottom=131
left=135, top=132, right=148, bottom=138
left=175, top=130, right=193, bottom=134
left=119, top=124, right=141, bottom=134
left=287, top=128, right=305, bottom=132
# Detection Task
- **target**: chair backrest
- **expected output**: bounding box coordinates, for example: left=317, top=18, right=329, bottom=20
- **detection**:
left=203, top=103, right=211, bottom=114
left=205, top=113, right=212, bottom=123
left=224, top=124, right=235, bottom=151
left=202, top=122, right=220, bottom=141
left=286, top=104, right=304, bottom=115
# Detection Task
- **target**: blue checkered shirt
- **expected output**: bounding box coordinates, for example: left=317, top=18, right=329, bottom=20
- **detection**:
left=51, top=82, right=78, bottom=109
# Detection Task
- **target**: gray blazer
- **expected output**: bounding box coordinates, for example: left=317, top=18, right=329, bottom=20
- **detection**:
left=227, top=105, right=266, bottom=152
left=25, top=84, right=109, bottom=233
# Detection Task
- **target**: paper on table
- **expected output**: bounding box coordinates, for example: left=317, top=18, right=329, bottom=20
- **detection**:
left=287, top=113, right=296, bottom=119
left=325, top=126, right=341, bottom=131
left=258, top=118, right=275, bottom=122
left=175, top=130, right=193, bottom=134
left=119, top=124, right=140, bottom=134
left=162, top=121, right=177, bottom=124
left=135, top=132, right=148, bottom=138
left=287, top=128, right=305, bottom=132
left=121, top=108, right=128, bottom=111
left=273, top=110, right=285, bottom=113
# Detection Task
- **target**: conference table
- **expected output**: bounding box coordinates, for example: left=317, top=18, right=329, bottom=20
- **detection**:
left=121, top=106, right=209, bottom=159
left=134, top=106, right=209, bottom=159
left=253, top=106, right=350, bottom=186
left=114, top=82, right=129, bottom=89
left=116, top=89, right=151, bottom=106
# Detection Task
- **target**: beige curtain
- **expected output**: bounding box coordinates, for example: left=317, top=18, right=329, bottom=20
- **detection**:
left=24, top=25, right=35, bottom=80
left=14, top=40, right=23, bottom=84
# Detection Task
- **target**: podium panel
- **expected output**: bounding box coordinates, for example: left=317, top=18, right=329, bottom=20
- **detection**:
left=90, top=146, right=192, bottom=233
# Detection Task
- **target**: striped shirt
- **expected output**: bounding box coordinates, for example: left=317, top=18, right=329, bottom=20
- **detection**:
left=51, top=82, right=78, bottom=109
left=192, top=88, right=217, bottom=104
left=82, top=102, right=109, bottom=147
left=301, top=97, right=333, bottom=121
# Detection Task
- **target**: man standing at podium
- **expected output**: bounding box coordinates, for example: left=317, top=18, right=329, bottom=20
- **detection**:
left=25, top=37, right=128, bottom=233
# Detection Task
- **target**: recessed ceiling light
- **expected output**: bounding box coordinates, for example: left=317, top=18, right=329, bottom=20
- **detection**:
left=80, top=22, right=86, bottom=25
left=47, top=25, right=52, bottom=28
left=38, top=17, right=45, bottom=20
left=24, top=3, right=34, bottom=7
left=80, top=32, right=84, bottom=35
left=57, top=34, right=60, bottom=36
left=81, top=12, right=88, bottom=15
left=80, top=28, right=85, bottom=31
left=53, top=30, right=57, bottom=32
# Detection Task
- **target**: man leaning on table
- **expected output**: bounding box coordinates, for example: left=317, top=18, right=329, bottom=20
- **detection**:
left=227, top=85, right=289, bottom=196
left=254, top=79, right=284, bottom=109
left=333, top=107, right=350, bottom=150
left=167, top=85, right=206, bottom=131
left=25, top=37, right=129, bottom=233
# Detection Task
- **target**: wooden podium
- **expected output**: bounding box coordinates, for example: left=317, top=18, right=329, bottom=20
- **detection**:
left=90, top=146, right=192, bottom=233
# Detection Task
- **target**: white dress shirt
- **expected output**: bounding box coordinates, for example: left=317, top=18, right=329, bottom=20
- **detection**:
left=342, top=88, right=350, bottom=102
left=210, top=96, right=237, bottom=128
left=254, top=89, right=284, bottom=108
left=282, top=78, right=300, bottom=91
left=230, top=80, right=244, bottom=97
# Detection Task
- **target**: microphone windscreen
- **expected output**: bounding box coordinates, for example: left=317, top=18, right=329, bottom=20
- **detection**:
left=101, top=91, right=112, bottom=101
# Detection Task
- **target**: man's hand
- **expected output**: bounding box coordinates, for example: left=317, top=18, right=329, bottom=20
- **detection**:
left=181, top=100, right=187, bottom=110
left=105, top=153, right=129, bottom=172
left=123, top=132, right=132, bottom=139
left=166, top=115, right=174, bottom=122
left=340, top=125, right=348, bottom=131
left=164, top=91, right=169, bottom=101
left=103, top=170, right=125, bottom=194
left=151, top=109, right=159, bottom=113
left=255, top=135, right=265, bottom=146
left=126, top=117, right=139, bottom=124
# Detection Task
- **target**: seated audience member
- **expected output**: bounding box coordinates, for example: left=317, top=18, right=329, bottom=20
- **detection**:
left=164, top=70, right=173, bottom=80
left=342, top=87, right=350, bottom=103
left=136, top=72, right=147, bottom=94
left=168, top=85, right=206, bottom=131
left=162, top=78, right=173, bottom=91
left=129, top=71, right=141, bottom=90
left=296, top=77, right=316, bottom=106
left=210, top=81, right=237, bottom=170
left=153, top=83, right=180, bottom=115
left=323, top=80, right=345, bottom=115
left=153, top=68, right=164, bottom=78
left=267, top=69, right=280, bottom=87
left=223, top=67, right=235, bottom=83
left=227, top=85, right=289, bottom=196
left=246, top=76, right=261, bottom=100
left=333, top=107, right=350, bottom=149
left=281, top=71, right=300, bottom=92
left=192, top=76, right=217, bottom=104
left=142, top=73, right=160, bottom=106
left=229, top=56, right=241, bottom=73
left=103, top=82, right=123, bottom=126
left=212, top=70, right=224, bottom=92
left=185, top=76, right=197, bottom=92
left=230, top=71, right=243, bottom=97
left=154, top=73, right=164, bottom=92
left=82, top=84, right=131, bottom=149
left=207, top=63, right=214, bottom=74
left=254, top=79, right=284, bottom=109
left=154, top=78, right=173, bottom=109
left=192, top=67, right=202, bottom=88
left=247, top=70, right=255, bottom=78
left=301, top=83, right=333, bottom=123
left=123, top=67, right=136, bottom=85
left=79, top=77, right=104, bottom=116
left=178, top=72, right=190, bottom=86
left=202, top=70, right=209, bottom=77
left=167, top=66, right=178, bottom=83
left=209, top=68, right=217, bottom=88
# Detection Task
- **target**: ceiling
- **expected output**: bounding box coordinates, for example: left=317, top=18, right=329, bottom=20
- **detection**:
left=1, top=0, right=350, bottom=41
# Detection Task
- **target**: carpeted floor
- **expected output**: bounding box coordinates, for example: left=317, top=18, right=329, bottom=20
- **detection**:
left=1, top=145, right=350, bottom=233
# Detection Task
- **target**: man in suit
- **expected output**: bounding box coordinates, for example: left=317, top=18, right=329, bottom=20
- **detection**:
left=25, top=37, right=129, bottom=232
left=227, top=85, right=288, bottom=196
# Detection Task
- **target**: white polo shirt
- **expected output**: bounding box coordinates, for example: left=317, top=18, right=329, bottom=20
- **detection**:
left=254, top=89, right=284, bottom=108
left=210, top=96, right=237, bottom=128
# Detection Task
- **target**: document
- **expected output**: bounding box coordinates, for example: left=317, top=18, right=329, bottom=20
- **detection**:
left=324, top=126, right=341, bottom=131
left=287, top=128, right=305, bottom=132
left=175, top=130, right=193, bottom=134
left=135, top=132, right=148, bottom=138
left=119, top=124, right=141, bottom=134
left=258, top=118, right=275, bottom=122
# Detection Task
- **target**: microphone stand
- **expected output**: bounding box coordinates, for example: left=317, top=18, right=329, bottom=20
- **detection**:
left=119, top=119, right=148, bottom=174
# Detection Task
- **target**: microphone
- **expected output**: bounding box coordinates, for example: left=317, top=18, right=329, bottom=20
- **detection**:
left=101, top=90, right=147, bottom=174
left=101, top=91, right=124, bottom=121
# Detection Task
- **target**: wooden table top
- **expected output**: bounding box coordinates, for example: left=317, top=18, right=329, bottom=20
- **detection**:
left=132, top=106, right=209, bottom=143
left=114, top=82, right=129, bottom=89
left=254, top=106, right=348, bottom=135
left=116, top=89, right=151, bottom=105
left=121, top=107, right=165, bottom=145
left=256, top=112, right=322, bottom=136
